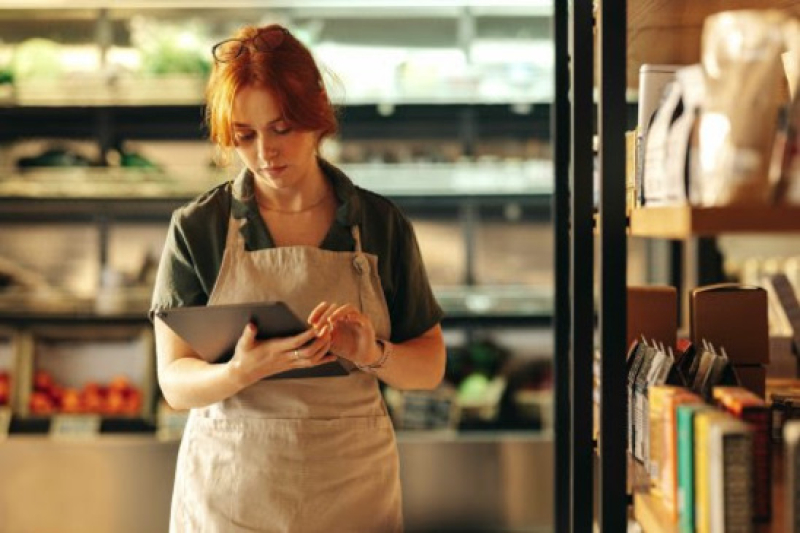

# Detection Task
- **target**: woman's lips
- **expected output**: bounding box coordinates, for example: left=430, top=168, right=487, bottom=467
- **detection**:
left=260, top=165, right=287, bottom=177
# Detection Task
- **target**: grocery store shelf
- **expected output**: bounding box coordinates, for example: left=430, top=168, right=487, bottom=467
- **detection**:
left=0, top=285, right=553, bottom=327
left=629, top=205, right=800, bottom=238
left=436, top=285, right=552, bottom=311
left=0, top=162, right=553, bottom=222
left=1, top=84, right=552, bottom=108
left=9, top=415, right=155, bottom=435
left=0, top=0, right=551, bottom=17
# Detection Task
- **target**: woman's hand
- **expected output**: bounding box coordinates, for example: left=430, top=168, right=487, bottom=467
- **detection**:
left=227, top=323, right=334, bottom=388
left=308, top=302, right=381, bottom=367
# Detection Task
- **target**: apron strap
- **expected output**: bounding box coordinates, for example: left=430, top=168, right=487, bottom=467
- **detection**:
left=350, top=225, right=363, bottom=253
left=350, top=225, right=371, bottom=316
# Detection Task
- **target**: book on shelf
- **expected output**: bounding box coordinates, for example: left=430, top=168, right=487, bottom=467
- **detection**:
left=707, top=417, right=753, bottom=533
left=634, top=344, right=659, bottom=462
left=694, top=410, right=730, bottom=533
left=713, top=386, right=772, bottom=524
left=658, top=389, right=703, bottom=520
left=677, top=403, right=715, bottom=533
left=627, top=340, right=649, bottom=454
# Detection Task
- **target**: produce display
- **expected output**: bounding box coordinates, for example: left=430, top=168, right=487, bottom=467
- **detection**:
left=0, top=370, right=10, bottom=406
left=28, top=370, right=142, bottom=417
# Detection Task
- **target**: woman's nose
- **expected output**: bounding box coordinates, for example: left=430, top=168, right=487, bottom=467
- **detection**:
left=258, top=139, right=278, bottom=160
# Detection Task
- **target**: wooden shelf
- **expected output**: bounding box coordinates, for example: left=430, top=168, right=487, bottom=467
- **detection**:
left=629, top=205, right=800, bottom=238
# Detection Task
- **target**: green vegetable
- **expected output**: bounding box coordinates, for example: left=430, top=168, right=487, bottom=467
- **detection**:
left=12, top=38, right=62, bottom=81
left=459, top=373, right=489, bottom=401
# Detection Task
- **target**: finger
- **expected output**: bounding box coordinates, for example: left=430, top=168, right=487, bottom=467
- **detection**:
left=315, top=323, right=333, bottom=337
left=268, top=328, right=317, bottom=353
left=236, top=322, right=257, bottom=351
left=315, top=302, right=344, bottom=328
left=307, top=301, right=334, bottom=327
left=291, top=333, right=326, bottom=361
left=274, top=327, right=317, bottom=354
left=306, top=327, right=331, bottom=351
left=288, top=347, right=308, bottom=365
left=328, top=306, right=363, bottom=327
left=292, top=327, right=319, bottom=346
left=311, top=353, right=338, bottom=366
left=306, top=337, right=333, bottom=362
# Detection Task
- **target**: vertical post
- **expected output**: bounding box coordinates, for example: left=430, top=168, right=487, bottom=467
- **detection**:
left=461, top=202, right=478, bottom=286
left=95, top=8, right=114, bottom=165
left=597, top=0, right=628, bottom=530
left=96, top=215, right=110, bottom=286
left=552, top=0, right=571, bottom=531
left=570, top=0, right=595, bottom=531
left=95, top=8, right=111, bottom=70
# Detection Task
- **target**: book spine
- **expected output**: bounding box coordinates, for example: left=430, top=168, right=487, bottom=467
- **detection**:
left=721, top=394, right=772, bottom=523
left=677, top=405, right=703, bottom=533
left=710, top=428, right=752, bottom=533
left=663, top=394, right=702, bottom=520
left=635, top=386, right=645, bottom=461
left=628, top=380, right=635, bottom=453
left=648, top=386, right=670, bottom=482
left=695, top=411, right=726, bottom=533
left=744, top=407, right=771, bottom=523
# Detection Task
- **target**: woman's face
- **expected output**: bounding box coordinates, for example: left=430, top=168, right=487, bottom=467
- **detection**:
left=231, top=84, right=321, bottom=192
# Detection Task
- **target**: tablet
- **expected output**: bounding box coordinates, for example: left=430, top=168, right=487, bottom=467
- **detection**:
left=155, top=301, right=348, bottom=380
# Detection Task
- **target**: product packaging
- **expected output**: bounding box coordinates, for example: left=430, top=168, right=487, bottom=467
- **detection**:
left=697, top=10, right=789, bottom=206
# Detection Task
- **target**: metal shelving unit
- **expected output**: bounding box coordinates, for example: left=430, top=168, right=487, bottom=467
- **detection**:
left=551, top=3, right=570, bottom=533
left=556, top=0, right=628, bottom=531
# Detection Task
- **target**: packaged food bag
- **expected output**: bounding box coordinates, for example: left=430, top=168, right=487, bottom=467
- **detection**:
left=698, top=10, right=788, bottom=205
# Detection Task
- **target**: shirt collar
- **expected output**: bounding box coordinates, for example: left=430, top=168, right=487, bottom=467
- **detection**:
left=230, top=158, right=361, bottom=249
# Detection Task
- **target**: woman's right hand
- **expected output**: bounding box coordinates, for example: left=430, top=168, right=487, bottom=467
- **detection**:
left=227, top=323, right=334, bottom=387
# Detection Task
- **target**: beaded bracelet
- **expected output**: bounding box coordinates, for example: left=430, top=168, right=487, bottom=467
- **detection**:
left=356, top=339, right=393, bottom=373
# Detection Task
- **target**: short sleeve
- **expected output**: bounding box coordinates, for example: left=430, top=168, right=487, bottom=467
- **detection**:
left=149, top=210, right=209, bottom=321
left=387, top=214, right=444, bottom=343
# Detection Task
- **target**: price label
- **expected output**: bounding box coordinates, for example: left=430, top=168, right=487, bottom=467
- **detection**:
left=50, top=414, right=101, bottom=440
left=0, top=407, right=11, bottom=440
left=156, top=404, right=189, bottom=442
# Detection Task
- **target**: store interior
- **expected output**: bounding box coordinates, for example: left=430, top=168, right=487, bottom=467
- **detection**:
left=5, top=1, right=800, bottom=532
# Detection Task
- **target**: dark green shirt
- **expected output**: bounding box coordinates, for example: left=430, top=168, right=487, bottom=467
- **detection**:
left=150, top=159, right=443, bottom=343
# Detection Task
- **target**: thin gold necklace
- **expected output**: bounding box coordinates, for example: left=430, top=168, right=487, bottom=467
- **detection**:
left=256, top=191, right=330, bottom=214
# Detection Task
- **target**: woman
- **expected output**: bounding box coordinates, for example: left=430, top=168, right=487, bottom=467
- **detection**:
left=150, top=24, right=446, bottom=533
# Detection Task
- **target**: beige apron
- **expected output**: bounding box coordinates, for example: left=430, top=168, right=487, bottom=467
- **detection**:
left=169, top=212, right=403, bottom=533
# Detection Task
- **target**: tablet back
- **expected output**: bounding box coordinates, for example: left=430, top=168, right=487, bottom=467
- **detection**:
left=156, top=301, right=348, bottom=379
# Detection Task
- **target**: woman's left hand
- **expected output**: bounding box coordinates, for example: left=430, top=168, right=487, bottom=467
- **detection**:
left=307, top=302, right=380, bottom=367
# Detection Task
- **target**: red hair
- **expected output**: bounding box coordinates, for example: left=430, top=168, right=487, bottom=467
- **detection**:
left=205, top=24, right=338, bottom=161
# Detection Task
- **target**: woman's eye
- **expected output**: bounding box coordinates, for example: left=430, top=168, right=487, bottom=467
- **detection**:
left=274, top=125, right=292, bottom=135
left=235, top=131, right=256, bottom=143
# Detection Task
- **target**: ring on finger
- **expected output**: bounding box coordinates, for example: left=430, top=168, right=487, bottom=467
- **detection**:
left=292, top=349, right=300, bottom=361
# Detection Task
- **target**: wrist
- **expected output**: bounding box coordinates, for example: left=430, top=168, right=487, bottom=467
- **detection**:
left=226, top=358, right=249, bottom=389
left=365, top=340, right=383, bottom=365
left=356, top=339, right=393, bottom=373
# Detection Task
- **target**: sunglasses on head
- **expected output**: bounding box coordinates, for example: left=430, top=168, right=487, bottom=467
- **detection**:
left=211, top=27, right=289, bottom=63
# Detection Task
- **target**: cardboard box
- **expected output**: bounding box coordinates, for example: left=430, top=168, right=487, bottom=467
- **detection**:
left=691, top=284, right=769, bottom=365
left=628, top=286, right=678, bottom=352
left=733, top=365, right=767, bottom=399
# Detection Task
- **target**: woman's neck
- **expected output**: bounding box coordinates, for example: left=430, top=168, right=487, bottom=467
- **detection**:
left=254, top=165, right=330, bottom=214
